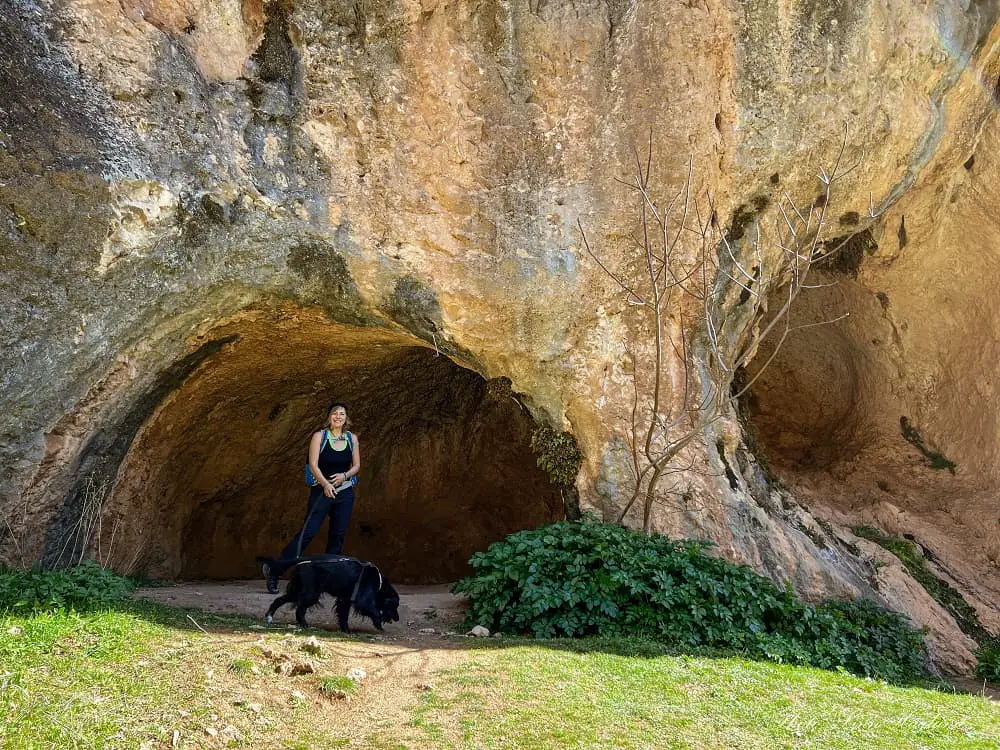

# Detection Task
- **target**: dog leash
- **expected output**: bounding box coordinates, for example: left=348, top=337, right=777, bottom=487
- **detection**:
left=293, top=480, right=355, bottom=557
left=293, top=508, right=315, bottom=558
left=332, top=478, right=356, bottom=494
left=291, top=556, right=353, bottom=567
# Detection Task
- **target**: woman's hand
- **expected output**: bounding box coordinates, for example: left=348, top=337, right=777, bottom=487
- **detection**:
left=322, top=482, right=336, bottom=498
left=331, top=472, right=346, bottom=487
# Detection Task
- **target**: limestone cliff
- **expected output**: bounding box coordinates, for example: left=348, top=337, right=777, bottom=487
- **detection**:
left=2, top=0, right=1000, bottom=674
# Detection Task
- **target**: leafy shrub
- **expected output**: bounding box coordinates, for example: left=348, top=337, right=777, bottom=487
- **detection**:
left=453, top=518, right=926, bottom=682
left=0, top=561, right=137, bottom=612
left=975, top=639, right=1000, bottom=683
left=812, top=599, right=926, bottom=681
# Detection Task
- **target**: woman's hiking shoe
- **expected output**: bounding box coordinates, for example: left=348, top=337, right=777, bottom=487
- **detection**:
left=262, top=562, right=279, bottom=594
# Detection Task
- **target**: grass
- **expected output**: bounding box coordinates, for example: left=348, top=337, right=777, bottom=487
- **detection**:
left=2, top=602, right=999, bottom=749
left=1, top=607, right=184, bottom=748
left=406, top=644, right=1000, bottom=749
left=227, top=657, right=255, bottom=676
left=0, top=600, right=354, bottom=748
left=318, top=675, right=358, bottom=695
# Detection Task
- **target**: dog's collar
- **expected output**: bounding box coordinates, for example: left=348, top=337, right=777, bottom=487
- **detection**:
left=354, top=559, right=383, bottom=591
left=350, top=561, right=384, bottom=602
left=363, top=560, right=384, bottom=591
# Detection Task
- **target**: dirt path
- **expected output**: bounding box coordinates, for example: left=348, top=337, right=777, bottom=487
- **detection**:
left=132, top=581, right=487, bottom=747
left=134, top=580, right=470, bottom=637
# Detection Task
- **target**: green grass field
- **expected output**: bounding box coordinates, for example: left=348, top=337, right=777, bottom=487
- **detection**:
left=408, top=646, right=1000, bottom=749
left=2, top=603, right=998, bottom=749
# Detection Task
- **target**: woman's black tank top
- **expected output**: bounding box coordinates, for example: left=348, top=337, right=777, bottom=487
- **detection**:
left=317, top=432, right=353, bottom=480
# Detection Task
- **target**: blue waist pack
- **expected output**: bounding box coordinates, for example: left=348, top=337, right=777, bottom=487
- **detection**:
left=305, top=430, right=357, bottom=489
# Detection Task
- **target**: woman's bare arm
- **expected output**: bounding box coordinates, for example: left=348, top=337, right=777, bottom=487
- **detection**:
left=309, top=431, right=334, bottom=497
left=344, top=437, right=361, bottom=481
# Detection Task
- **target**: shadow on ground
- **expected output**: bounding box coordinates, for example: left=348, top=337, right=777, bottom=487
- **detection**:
left=126, top=580, right=1000, bottom=699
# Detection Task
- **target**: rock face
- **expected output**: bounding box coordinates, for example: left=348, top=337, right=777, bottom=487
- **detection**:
left=3, top=0, right=1000, bottom=673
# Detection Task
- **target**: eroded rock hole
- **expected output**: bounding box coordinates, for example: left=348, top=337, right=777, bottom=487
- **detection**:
left=102, top=312, right=563, bottom=583
left=739, top=280, right=879, bottom=474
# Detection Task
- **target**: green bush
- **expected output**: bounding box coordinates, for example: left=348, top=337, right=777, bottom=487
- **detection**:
left=975, top=639, right=1000, bottom=683
left=0, top=561, right=137, bottom=613
left=453, top=518, right=926, bottom=682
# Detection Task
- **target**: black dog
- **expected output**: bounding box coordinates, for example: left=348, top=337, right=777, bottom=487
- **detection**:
left=257, top=554, right=400, bottom=632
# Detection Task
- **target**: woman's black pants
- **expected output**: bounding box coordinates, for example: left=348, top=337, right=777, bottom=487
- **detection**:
left=281, top=484, right=355, bottom=558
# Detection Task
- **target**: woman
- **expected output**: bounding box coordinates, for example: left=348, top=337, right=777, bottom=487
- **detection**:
left=264, top=402, right=361, bottom=593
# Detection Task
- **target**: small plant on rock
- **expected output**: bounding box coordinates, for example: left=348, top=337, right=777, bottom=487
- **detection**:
left=899, top=417, right=957, bottom=473
left=530, top=426, right=582, bottom=488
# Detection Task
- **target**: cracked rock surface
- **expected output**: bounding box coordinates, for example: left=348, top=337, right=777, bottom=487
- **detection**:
left=4, top=0, right=1000, bottom=673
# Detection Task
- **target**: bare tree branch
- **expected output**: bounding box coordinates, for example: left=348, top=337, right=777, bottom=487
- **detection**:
left=580, top=126, right=857, bottom=531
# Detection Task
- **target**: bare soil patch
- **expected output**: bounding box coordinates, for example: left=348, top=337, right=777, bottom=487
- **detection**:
left=131, top=580, right=492, bottom=747
left=134, top=579, right=470, bottom=636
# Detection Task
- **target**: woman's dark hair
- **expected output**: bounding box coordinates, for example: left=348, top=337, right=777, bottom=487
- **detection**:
left=327, top=402, right=349, bottom=417
left=325, top=402, right=352, bottom=431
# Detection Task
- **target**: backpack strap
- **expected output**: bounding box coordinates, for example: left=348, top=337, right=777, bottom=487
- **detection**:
left=322, top=431, right=352, bottom=450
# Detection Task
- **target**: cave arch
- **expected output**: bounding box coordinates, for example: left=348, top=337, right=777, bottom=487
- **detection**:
left=101, top=307, right=564, bottom=584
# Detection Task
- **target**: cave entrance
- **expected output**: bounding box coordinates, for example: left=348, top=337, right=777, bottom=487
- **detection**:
left=104, top=308, right=564, bottom=584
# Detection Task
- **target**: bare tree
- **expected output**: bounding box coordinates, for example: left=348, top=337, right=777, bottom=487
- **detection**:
left=579, top=127, right=864, bottom=531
